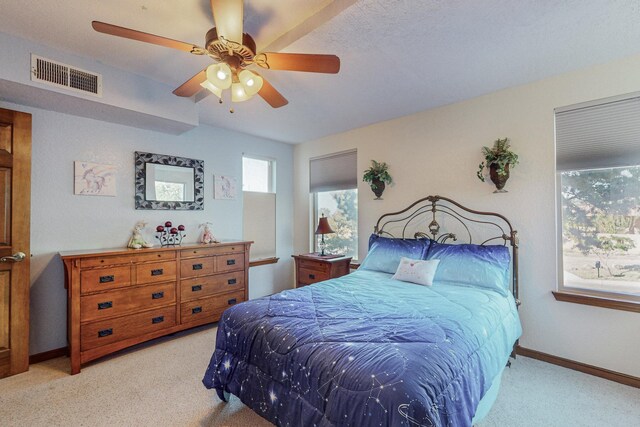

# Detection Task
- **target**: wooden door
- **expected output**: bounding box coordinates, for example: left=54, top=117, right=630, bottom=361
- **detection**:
left=0, top=108, right=31, bottom=378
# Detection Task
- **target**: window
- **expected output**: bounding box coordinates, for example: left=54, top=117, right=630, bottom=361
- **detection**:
left=310, top=150, right=358, bottom=259
left=242, top=156, right=276, bottom=261
left=560, top=167, right=640, bottom=298
left=556, top=93, right=640, bottom=307
left=154, top=181, right=185, bottom=201
left=243, top=156, right=274, bottom=193
left=315, top=189, right=358, bottom=258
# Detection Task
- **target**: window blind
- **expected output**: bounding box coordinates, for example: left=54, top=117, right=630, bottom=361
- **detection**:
left=556, top=93, right=640, bottom=171
left=309, top=150, right=357, bottom=193
left=243, top=191, right=276, bottom=260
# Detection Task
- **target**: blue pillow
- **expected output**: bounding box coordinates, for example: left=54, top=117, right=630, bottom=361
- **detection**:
left=359, top=234, right=431, bottom=274
left=426, top=242, right=511, bottom=295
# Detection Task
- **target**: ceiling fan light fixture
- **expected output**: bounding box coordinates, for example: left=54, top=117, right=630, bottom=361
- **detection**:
left=206, top=63, right=232, bottom=89
left=231, top=82, right=251, bottom=102
left=238, top=69, right=263, bottom=96
left=200, top=80, right=223, bottom=99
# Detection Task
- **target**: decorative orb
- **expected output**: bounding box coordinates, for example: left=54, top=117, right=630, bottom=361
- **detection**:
left=165, top=221, right=172, bottom=227
left=156, top=225, right=165, bottom=232
left=170, top=227, right=178, bottom=234
left=178, top=225, right=185, bottom=231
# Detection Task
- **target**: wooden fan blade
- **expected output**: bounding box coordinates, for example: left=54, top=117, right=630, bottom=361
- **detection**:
left=173, top=69, right=207, bottom=97
left=258, top=77, right=288, bottom=108
left=210, top=0, right=244, bottom=45
left=256, top=53, right=340, bottom=74
left=92, top=21, right=205, bottom=54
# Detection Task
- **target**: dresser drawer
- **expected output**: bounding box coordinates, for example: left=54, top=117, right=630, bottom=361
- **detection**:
left=180, top=245, right=244, bottom=259
left=215, top=253, right=245, bottom=273
left=81, top=266, right=132, bottom=294
left=180, top=291, right=244, bottom=323
left=80, top=282, right=176, bottom=323
left=81, top=306, right=176, bottom=351
left=134, top=251, right=175, bottom=263
left=298, top=268, right=330, bottom=285
left=135, top=261, right=176, bottom=285
left=80, top=255, right=132, bottom=268
left=298, top=258, right=330, bottom=273
left=180, top=257, right=215, bottom=278
left=180, top=272, right=244, bottom=302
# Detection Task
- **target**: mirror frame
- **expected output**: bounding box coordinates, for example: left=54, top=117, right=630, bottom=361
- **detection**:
left=135, top=151, right=204, bottom=210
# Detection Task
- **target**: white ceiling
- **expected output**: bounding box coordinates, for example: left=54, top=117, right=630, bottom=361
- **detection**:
left=2, top=0, right=640, bottom=143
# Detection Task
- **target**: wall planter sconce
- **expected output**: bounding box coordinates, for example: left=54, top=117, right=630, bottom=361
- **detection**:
left=363, top=160, right=393, bottom=200
left=476, top=138, right=519, bottom=193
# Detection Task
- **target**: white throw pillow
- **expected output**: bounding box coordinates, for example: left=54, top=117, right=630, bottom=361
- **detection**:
left=391, top=257, right=440, bottom=286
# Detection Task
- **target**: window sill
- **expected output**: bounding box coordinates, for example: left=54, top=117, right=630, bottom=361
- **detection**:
left=552, top=291, right=640, bottom=313
left=249, top=257, right=279, bottom=268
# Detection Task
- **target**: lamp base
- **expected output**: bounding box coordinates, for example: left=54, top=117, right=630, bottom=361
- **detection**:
left=313, top=253, right=343, bottom=259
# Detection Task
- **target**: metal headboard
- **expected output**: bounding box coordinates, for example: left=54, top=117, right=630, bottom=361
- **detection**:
left=373, top=195, right=520, bottom=305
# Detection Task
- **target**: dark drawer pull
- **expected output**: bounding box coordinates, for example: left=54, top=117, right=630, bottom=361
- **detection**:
left=151, top=268, right=164, bottom=276
left=309, top=274, right=316, bottom=279
left=152, top=316, right=164, bottom=324
left=151, top=292, right=164, bottom=299
left=192, top=306, right=202, bottom=314
left=227, top=278, right=237, bottom=285
left=228, top=298, right=237, bottom=305
left=99, top=275, right=114, bottom=283
left=192, top=263, right=203, bottom=270
left=226, top=259, right=236, bottom=266
left=98, top=328, right=113, bottom=338
left=191, top=285, right=202, bottom=292
left=97, top=301, right=113, bottom=310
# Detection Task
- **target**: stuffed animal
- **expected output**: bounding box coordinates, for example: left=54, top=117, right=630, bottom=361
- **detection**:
left=128, top=221, right=154, bottom=249
left=199, top=222, right=218, bottom=244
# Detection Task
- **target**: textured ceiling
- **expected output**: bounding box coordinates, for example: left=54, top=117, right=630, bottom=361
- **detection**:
left=2, top=0, right=640, bottom=143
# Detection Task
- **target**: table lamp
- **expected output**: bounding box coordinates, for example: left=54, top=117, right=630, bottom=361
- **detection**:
left=315, top=214, right=335, bottom=256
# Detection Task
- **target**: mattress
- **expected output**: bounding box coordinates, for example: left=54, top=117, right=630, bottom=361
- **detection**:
left=203, top=269, right=522, bottom=426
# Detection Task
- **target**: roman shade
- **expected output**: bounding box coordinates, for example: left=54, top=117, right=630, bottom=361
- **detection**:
left=243, top=191, right=276, bottom=260
left=309, top=150, right=357, bottom=192
left=556, top=92, right=640, bottom=171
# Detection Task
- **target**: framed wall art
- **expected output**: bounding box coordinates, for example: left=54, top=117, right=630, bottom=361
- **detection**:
left=74, top=161, right=117, bottom=196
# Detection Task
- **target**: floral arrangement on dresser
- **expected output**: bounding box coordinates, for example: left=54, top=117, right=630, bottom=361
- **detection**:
left=155, top=221, right=186, bottom=247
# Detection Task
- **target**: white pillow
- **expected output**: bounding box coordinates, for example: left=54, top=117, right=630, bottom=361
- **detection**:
left=391, top=257, right=440, bottom=286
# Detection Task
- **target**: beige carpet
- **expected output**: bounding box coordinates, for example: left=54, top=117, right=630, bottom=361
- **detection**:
left=0, top=325, right=638, bottom=426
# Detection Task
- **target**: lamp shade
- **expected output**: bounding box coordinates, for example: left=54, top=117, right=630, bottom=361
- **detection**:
left=206, top=63, right=232, bottom=90
left=315, top=216, right=335, bottom=235
left=231, top=82, right=251, bottom=102
left=238, top=69, right=264, bottom=96
left=200, top=80, right=222, bottom=98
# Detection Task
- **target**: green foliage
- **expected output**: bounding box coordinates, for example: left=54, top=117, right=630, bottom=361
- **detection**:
left=362, top=160, right=393, bottom=190
left=319, top=190, right=358, bottom=258
left=476, top=138, right=519, bottom=182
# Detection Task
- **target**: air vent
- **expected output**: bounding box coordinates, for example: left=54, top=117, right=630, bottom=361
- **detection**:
left=31, top=54, right=102, bottom=97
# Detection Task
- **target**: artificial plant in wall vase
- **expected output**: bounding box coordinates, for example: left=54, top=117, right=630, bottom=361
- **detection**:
left=477, top=138, right=519, bottom=193
left=363, top=160, right=393, bottom=199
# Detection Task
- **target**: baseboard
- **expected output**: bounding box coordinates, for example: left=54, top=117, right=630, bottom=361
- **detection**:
left=516, top=345, right=639, bottom=389
left=29, top=346, right=68, bottom=365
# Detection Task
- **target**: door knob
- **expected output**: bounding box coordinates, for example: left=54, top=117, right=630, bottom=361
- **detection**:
left=1, top=252, right=26, bottom=262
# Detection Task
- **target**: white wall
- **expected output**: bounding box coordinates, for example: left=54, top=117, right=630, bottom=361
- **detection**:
left=293, top=54, right=640, bottom=378
left=0, top=100, right=294, bottom=355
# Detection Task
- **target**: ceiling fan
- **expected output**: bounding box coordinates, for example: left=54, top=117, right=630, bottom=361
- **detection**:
left=91, top=0, right=340, bottom=110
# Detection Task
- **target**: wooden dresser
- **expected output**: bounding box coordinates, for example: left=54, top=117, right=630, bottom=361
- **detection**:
left=61, top=241, right=251, bottom=374
left=292, top=253, right=352, bottom=288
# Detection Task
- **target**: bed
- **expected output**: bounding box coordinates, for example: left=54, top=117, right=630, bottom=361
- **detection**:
left=203, top=195, right=522, bottom=426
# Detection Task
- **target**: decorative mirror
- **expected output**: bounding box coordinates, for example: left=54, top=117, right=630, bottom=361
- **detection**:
left=135, top=151, right=204, bottom=210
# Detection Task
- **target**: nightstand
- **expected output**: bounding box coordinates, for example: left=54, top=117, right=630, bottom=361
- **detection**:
left=292, top=253, right=353, bottom=288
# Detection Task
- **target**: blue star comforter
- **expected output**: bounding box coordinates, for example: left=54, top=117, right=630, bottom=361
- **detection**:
left=203, top=270, right=522, bottom=426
